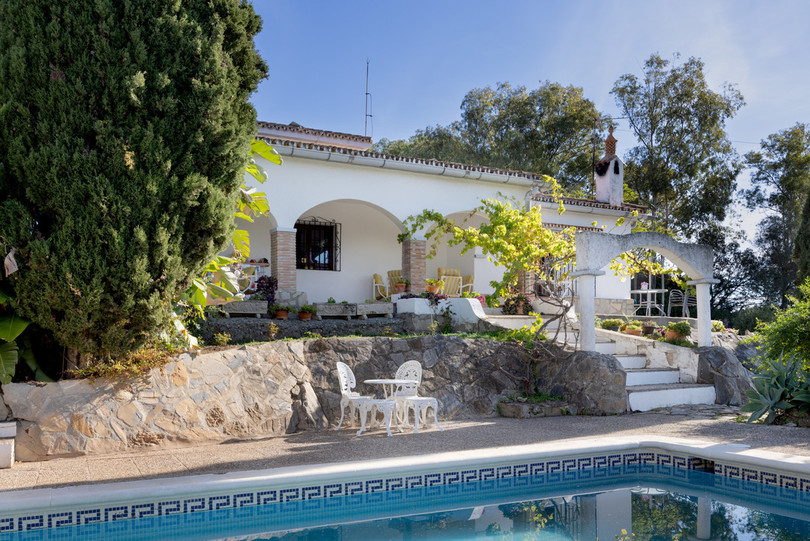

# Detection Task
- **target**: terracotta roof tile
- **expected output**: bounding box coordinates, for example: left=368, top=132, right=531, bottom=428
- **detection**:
left=533, top=194, right=646, bottom=214
left=259, top=135, right=552, bottom=183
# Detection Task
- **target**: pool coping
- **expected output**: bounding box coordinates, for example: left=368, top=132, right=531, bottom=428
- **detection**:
left=4, top=434, right=810, bottom=516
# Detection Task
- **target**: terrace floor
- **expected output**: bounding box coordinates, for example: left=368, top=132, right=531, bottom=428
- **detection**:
left=1, top=403, right=809, bottom=494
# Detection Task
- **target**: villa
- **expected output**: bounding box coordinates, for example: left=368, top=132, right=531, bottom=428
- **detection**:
left=239, top=121, right=644, bottom=314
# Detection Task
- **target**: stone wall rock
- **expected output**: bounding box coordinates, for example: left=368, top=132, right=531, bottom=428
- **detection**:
left=2, top=335, right=631, bottom=461
left=711, top=331, right=760, bottom=372
left=534, top=350, right=628, bottom=415
left=696, top=346, right=754, bottom=406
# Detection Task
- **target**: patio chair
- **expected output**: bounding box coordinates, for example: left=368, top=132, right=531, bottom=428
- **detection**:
left=437, top=267, right=460, bottom=280
left=387, top=269, right=404, bottom=295
left=334, top=362, right=396, bottom=436
left=393, top=360, right=443, bottom=434
left=667, top=290, right=697, bottom=317
left=441, top=275, right=462, bottom=297
left=372, top=273, right=387, bottom=300
left=461, top=274, right=474, bottom=294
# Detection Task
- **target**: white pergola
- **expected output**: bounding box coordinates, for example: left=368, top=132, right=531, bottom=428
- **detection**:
left=572, top=232, right=719, bottom=352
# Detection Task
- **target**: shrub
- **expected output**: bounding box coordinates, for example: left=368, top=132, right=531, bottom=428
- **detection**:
left=751, top=278, right=810, bottom=369
left=666, top=321, right=692, bottom=337
left=600, top=318, right=624, bottom=329
left=711, top=320, right=726, bottom=332
left=297, top=304, right=317, bottom=314
left=269, top=304, right=293, bottom=316
left=212, top=333, right=231, bottom=347
left=254, top=276, right=278, bottom=305
left=0, top=1, right=267, bottom=359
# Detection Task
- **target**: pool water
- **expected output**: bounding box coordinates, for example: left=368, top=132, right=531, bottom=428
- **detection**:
left=3, top=466, right=809, bottom=540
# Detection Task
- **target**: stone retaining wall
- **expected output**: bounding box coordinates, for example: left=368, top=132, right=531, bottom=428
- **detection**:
left=0, top=336, right=526, bottom=461
left=0, top=335, right=628, bottom=461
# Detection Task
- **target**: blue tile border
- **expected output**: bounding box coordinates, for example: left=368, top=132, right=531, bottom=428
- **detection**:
left=1, top=448, right=809, bottom=534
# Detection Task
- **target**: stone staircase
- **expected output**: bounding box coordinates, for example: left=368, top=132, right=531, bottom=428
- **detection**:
left=0, top=421, right=15, bottom=468
left=482, top=314, right=716, bottom=412
left=600, top=340, right=716, bottom=412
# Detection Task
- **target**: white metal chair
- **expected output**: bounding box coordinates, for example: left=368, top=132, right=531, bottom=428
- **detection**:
left=334, top=362, right=396, bottom=436
left=393, top=360, right=443, bottom=434
left=372, top=273, right=387, bottom=300
left=461, top=274, right=474, bottom=294
left=667, top=290, right=697, bottom=317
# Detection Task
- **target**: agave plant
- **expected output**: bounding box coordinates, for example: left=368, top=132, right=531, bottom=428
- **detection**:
left=740, top=352, right=804, bottom=424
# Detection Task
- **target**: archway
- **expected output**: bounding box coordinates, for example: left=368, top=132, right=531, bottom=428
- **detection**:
left=572, top=232, right=718, bottom=351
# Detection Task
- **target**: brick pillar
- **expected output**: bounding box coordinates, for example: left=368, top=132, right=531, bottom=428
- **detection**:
left=517, top=270, right=536, bottom=296
left=402, top=239, right=426, bottom=294
left=270, top=227, right=297, bottom=292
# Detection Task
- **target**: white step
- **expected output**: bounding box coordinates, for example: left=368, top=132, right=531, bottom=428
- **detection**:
left=627, top=384, right=716, bottom=412
left=614, top=355, right=646, bottom=369
left=625, top=368, right=680, bottom=386
left=595, top=341, right=615, bottom=354
left=0, top=421, right=15, bottom=439
left=0, top=438, right=13, bottom=469
left=484, top=315, right=537, bottom=330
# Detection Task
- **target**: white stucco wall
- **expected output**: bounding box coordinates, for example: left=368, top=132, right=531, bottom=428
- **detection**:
left=250, top=154, right=535, bottom=230
left=241, top=149, right=638, bottom=302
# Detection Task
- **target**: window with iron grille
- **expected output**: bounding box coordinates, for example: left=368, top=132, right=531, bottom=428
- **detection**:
left=295, top=218, right=341, bottom=271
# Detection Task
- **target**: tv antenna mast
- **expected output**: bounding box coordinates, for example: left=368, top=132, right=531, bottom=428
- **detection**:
left=364, top=58, right=373, bottom=137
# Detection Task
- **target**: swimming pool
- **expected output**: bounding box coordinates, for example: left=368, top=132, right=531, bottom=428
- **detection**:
left=2, top=437, right=809, bottom=539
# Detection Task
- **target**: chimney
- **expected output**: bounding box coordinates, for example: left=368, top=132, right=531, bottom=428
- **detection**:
left=595, top=126, right=624, bottom=206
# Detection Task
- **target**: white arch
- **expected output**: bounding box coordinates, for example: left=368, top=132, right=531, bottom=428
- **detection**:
left=573, top=232, right=718, bottom=351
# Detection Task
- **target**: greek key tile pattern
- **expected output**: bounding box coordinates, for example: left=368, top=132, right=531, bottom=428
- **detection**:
left=1, top=450, right=808, bottom=535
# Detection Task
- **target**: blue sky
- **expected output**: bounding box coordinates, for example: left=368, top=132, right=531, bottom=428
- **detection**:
left=251, top=1, right=810, bottom=234
left=252, top=1, right=809, bottom=148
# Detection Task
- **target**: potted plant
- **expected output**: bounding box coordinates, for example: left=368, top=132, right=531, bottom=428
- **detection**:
left=270, top=304, right=292, bottom=319
left=297, top=304, right=317, bottom=321
left=642, top=319, right=657, bottom=336
left=425, top=278, right=444, bottom=294
left=665, top=321, right=692, bottom=341
left=624, top=321, right=643, bottom=336
left=600, top=318, right=624, bottom=332
left=395, top=278, right=410, bottom=293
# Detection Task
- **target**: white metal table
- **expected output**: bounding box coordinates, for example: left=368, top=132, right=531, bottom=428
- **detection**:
left=355, top=379, right=411, bottom=435
left=630, top=288, right=667, bottom=317
left=364, top=379, right=412, bottom=399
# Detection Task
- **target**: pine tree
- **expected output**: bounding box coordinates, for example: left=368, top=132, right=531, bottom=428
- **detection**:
left=795, top=191, right=810, bottom=287
left=0, top=1, right=267, bottom=358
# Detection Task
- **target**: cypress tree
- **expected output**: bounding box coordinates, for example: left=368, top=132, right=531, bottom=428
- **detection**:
left=0, top=1, right=267, bottom=358
left=795, top=191, right=810, bottom=287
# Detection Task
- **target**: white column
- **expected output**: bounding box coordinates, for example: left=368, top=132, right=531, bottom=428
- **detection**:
left=696, top=496, right=711, bottom=539
left=572, top=269, right=604, bottom=352
left=688, top=279, right=719, bottom=348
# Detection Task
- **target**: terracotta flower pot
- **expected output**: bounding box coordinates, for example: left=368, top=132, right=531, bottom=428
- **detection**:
left=298, top=312, right=312, bottom=321
left=275, top=310, right=288, bottom=320
left=425, top=285, right=440, bottom=294
left=665, top=329, right=683, bottom=341
left=625, top=328, right=642, bottom=336
left=395, top=283, right=407, bottom=293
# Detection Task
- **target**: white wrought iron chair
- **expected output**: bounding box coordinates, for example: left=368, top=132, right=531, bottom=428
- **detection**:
left=667, top=290, right=697, bottom=317
left=393, top=360, right=443, bottom=434
left=334, top=362, right=396, bottom=436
